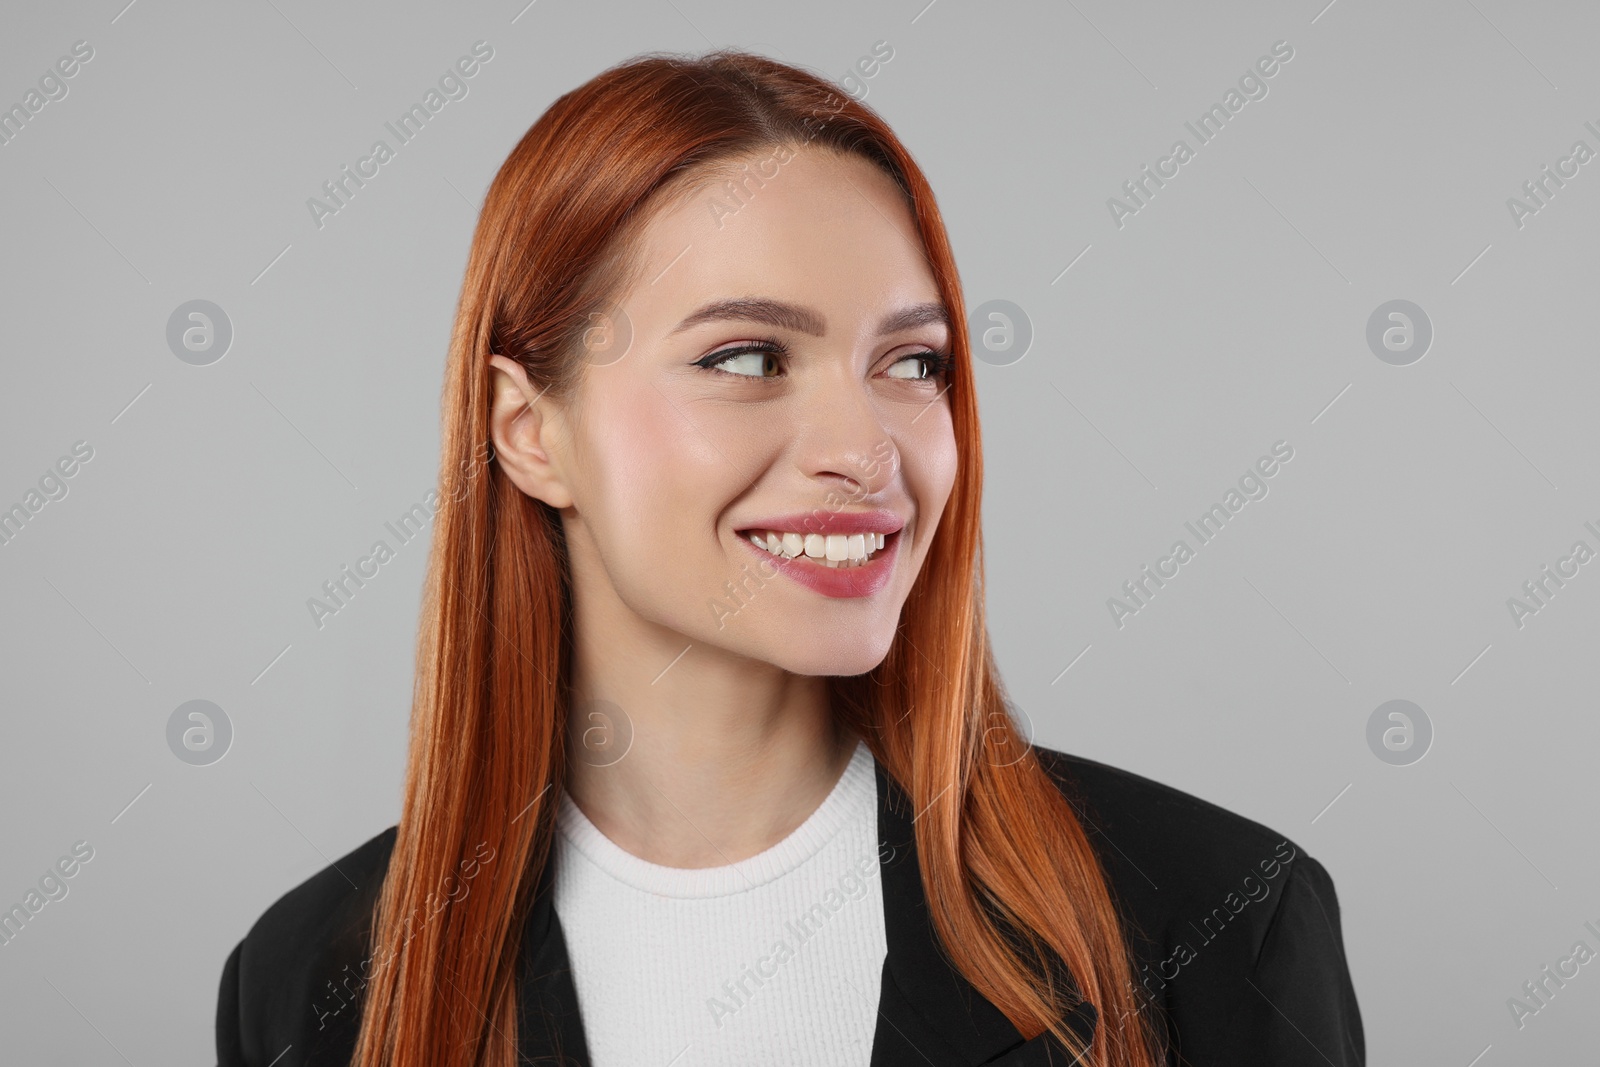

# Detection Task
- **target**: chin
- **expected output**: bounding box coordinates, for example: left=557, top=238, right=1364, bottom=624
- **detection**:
left=751, top=633, right=895, bottom=678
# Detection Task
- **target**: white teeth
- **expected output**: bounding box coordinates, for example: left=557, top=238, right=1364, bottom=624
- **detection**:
left=746, top=527, right=893, bottom=567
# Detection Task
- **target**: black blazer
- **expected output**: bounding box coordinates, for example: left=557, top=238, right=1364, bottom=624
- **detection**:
left=216, top=747, right=1364, bottom=1066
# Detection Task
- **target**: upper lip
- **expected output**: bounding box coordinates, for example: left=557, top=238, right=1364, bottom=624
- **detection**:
left=736, top=508, right=906, bottom=537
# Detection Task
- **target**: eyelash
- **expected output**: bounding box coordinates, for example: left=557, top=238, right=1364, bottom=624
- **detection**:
left=693, top=337, right=953, bottom=381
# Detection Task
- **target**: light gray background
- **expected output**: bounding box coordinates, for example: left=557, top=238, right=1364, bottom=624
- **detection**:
left=2, top=0, right=1596, bottom=1063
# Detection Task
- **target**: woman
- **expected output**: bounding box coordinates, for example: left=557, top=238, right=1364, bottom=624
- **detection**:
left=216, top=49, right=1363, bottom=1067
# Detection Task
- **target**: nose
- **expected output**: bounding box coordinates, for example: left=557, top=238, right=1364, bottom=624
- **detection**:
left=793, top=367, right=899, bottom=503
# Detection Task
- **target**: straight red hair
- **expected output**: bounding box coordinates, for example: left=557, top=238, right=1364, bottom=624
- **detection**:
left=351, top=49, right=1165, bottom=1067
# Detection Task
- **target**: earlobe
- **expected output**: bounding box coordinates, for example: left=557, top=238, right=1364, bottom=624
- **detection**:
left=486, top=354, right=575, bottom=509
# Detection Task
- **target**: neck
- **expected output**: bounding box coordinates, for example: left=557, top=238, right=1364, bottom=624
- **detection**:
left=562, top=594, right=856, bottom=869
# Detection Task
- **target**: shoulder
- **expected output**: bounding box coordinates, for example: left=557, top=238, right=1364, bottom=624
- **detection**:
left=1031, top=744, right=1305, bottom=905
left=217, top=825, right=397, bottom=1067
left=1031, top=745, right=1364, bottom=1064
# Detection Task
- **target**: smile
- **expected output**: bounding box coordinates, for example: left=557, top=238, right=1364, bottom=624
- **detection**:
left=742, top=529, right=889, bottom=568
left=732, top=510, right=906, bottom=598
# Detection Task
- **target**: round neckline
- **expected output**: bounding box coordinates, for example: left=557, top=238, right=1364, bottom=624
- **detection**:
left=555, top=739, right=875, bottom=899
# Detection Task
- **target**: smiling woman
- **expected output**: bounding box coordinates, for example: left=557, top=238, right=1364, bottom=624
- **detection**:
left=216, top=48, right=1363, bottom=1067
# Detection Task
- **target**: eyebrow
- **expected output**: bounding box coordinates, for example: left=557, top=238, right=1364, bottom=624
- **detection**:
left=666, top=298, right=950, bottom=339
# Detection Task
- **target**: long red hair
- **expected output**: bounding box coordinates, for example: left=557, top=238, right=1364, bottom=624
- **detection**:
left=352, top=49, right=1164, bottom=1067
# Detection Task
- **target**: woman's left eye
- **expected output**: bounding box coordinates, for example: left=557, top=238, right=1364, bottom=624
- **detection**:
left=713, top=351, right=775, bottom=377
left=885, top=351, right=950, bottom=380
left=694, top=342, right=950, bottom=381
left=695, top=342, right=786, bottom=378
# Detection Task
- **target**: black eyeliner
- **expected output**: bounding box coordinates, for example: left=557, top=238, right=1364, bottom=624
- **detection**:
left=691, top=338, right=952, bottom=380
left=691, top=337, right=790, bottom=371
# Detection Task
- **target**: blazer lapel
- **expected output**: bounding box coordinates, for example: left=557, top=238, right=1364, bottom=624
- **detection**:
left=513, top=757, right=1097, bottom=1066
left=869, top=759, right=1097, bottom=1067
left=516, top=837, right=590, bottom=1066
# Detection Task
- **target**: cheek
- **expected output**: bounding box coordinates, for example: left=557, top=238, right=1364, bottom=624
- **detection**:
left=905, top=412, right=959, bottom=521
left=577, top=384, right=746, bottom=570
left=584, top=396, right=683, bottom=541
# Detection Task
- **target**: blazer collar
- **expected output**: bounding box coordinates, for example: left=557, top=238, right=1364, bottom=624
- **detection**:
left=515, top=756, right=1097, bottom=1066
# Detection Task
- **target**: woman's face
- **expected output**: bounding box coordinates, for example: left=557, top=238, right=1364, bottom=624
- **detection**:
left=493, top=146, right=958, bottom=677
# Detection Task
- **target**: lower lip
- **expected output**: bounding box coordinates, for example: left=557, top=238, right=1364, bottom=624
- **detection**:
left=736, top=531, right=901, bottom=599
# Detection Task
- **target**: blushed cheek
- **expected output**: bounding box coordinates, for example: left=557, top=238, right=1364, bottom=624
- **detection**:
left=907, top=417, right=959, bottom=548
left=588, top=395, right=680, bottom=534
left=581, top=385, right=737, bottom=567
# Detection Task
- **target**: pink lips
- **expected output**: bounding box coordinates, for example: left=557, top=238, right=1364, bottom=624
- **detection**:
left=735, top=508, right=905, bottom=538
left=734, top=509, right=906, bottom=600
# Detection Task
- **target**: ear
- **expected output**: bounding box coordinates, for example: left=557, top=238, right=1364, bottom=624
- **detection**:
left=487, top=354, right=575, bottom=509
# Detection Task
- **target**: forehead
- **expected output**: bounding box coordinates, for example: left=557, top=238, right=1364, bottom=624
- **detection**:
left=618, top=147, right=941, bottom=336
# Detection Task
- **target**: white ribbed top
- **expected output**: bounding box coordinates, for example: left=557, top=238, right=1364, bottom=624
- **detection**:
left=552, top=739, right=886, bottom=1066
